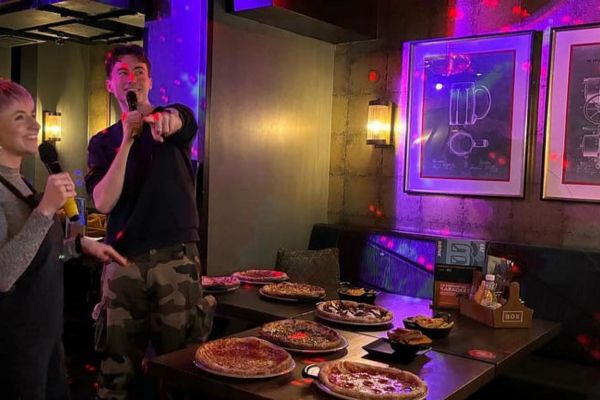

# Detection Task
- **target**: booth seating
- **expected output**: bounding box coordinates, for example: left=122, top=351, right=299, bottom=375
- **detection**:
left=308, top=223, right=600, bottom=398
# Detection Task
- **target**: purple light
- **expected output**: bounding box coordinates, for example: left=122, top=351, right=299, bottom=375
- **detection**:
left=233, top=0, right=272, bottom=12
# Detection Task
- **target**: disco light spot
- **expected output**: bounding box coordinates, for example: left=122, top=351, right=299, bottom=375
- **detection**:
left=577, top=334, right=591, bottom=347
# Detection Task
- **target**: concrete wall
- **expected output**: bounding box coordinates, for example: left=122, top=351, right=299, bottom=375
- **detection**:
left=0, top=48, right=10, bottom=79
left=329, top=0, right=600, bottom=250
left=207, top=0, right=334, bottom=273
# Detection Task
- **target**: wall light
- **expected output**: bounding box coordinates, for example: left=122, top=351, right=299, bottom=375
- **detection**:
left=366, top=99, right=394, bottom=147
left=43, top=111, right=62, bottom=142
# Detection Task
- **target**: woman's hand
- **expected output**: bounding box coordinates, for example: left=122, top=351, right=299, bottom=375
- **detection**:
left=80, top=237, right=128, bottom=267
left=36, top=173, right=76, bottom=218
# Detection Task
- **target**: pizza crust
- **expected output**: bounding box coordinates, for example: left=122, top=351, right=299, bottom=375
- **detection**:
left=318, top=361, right=428, bottom=400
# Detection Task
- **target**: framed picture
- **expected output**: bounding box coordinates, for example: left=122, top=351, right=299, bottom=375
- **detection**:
left=543, top=24, right=600, bottom=202
left=404, top=31, right=539, bottom=197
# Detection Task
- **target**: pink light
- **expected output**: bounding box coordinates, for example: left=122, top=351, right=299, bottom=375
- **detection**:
left=387, top=241, right=394, bottom=249
left=561, top=15, right=572, bottom=23
left=482, top=0, right=498, bottom=8
left=488, top=151, right=497, bottom=159
left=497, top=157, right=507, bottom=166
left=425, top=263, right=434, bottom=271
left=417, top=256, right=426, bottom=264
left=440, top=227, right=450, bottom=236
left=550, top=152, right=559, bottom=161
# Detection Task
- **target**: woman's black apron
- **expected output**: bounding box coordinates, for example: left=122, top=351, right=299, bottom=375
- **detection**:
left=0, top=175, right=69, bottom=399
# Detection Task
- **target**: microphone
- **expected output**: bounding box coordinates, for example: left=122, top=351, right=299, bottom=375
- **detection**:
left=38, top=141, right=80, bottom=222
left=126, top=90, right=137, bottom=111
left=126, top=90, right=141, bottom=138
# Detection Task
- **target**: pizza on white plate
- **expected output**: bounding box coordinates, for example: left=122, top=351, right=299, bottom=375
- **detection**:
left=232, top=269, right=289, bottom=283
left=260, top=282, right=325, bottom=300
left=201, top=276, right=240, bottom=291
left=318, top=361, right=428, bottom=400
left=259, top=319, right=345, bottom=351
left=316, top=300, right=393, bottom=325
left=194, top=337, right=294, bottom=377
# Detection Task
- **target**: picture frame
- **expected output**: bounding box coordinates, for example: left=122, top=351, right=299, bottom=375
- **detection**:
left=404, top=31, right=539, bottom=197
left=543, top=24, right=600, bottom=202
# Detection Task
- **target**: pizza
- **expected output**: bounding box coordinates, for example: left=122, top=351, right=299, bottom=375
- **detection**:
left=232, top=269, right=289, bottom=283
left=318, top=361, right=428, bottom=400
left=316, top=300, right=393, bottom=325
left=259, top=282, right=325, bottom=300
left=259, top=319, right=345, bottom=351
left=194, top=337, right=294, bottom=377
left=201, top=276, right=240, bottom=291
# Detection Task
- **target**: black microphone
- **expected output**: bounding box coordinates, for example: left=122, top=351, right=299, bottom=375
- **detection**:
left=126, top=90, right=137, bottom=111
left=38, top=141, right=79, bottom=222
left=126, top=90, right=141, bottom=138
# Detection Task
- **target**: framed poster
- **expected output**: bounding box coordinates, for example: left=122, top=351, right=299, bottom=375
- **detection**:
left=543, top=24, right=600, bottom=202
left=405, top=31, right=538, bottom=197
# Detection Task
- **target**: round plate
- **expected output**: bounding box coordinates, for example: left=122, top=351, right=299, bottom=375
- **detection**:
left=259, top=289, right=326, bottom=302
left=203, top=285, right=240, bottom=294
left=280, top=335, right=348, bottom=354
left=314, top=380, right=426, bottom=400
left=315, top=312, right=393, bottom=327
left=193, top=359, right=296, bottom=379
left=233, top=271, right=289, bottom=284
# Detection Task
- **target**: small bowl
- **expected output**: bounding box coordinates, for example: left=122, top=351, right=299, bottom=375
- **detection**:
left=337, top=287, right=378, bottom=304
left=403, top=313, right=454, bottom=340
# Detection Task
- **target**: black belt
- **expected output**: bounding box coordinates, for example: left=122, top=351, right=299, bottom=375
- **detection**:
left=128, top=242, right=198, bottom=262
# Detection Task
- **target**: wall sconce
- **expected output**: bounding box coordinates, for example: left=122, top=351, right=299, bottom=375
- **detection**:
left=43, top=111, right=62, bottom=142
left=366, top=99, right=394, bottom=147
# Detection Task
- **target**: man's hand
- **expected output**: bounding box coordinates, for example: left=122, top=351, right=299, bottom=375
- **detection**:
left=121, top=110, right=144, bottom=143
left=80, top=237, right=128, bottom=267
left=143, top=108, right=182, bottom=143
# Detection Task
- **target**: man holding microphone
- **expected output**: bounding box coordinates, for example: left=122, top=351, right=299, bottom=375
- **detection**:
left=86, top=45, right=215, bottom=399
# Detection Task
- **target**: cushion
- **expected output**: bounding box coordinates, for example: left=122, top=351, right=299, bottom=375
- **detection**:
left=275, top=248, right=340, bottom=285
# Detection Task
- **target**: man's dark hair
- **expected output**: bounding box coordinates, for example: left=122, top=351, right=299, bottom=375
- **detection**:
left=105, top=44, right=151, bottom=77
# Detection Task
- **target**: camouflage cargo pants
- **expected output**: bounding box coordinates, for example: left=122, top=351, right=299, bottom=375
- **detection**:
left=94, top=243, right=214, bottom=400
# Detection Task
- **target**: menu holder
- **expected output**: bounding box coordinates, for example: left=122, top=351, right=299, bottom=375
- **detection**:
left=459, top=273, right=533, bottom=328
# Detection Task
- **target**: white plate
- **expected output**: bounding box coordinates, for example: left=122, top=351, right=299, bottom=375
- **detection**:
left=259, top=289, right=326, bottom=302
left=193, top=359, right=296, bottom=379
left=280, top=335, right=349, bottom=354
left=203, top=285, right=240, bottom=294
left=314, top=380, right=427, bottom=400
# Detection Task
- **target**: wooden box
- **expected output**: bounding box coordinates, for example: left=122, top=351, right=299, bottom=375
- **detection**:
left=459, top=280, right=533, bottom=328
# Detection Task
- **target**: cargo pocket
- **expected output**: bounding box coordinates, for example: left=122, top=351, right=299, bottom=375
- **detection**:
left=187, top=297, right=215, bottom=345
left=92, top=301, right=108, bottom=353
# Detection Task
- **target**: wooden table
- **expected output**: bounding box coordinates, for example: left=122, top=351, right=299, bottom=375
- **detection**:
left=150, top=284, right=560, bottom=399
left=213, top=283, right=339, bottom=324
left=345, top=293, right=561, bottom=374
left=150, top=327, right=495, bottom=400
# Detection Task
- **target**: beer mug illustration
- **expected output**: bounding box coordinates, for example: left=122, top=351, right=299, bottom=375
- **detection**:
left=448, top=130, right=489, bottom=157
left=449, top=82, right=492, bottom=126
